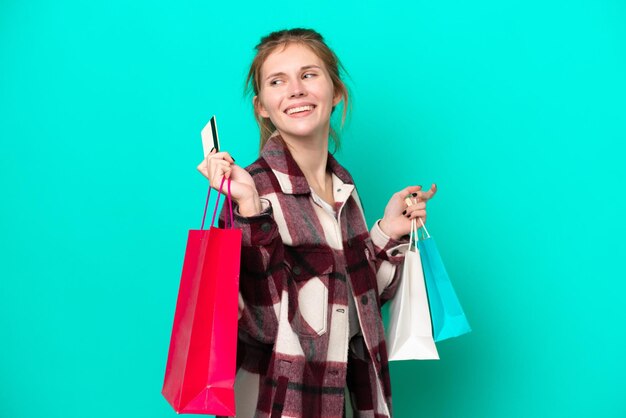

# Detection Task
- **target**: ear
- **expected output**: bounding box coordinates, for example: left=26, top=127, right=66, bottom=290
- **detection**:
left=332, top=90, right=342, bottom=107
left=253, top=95, right=270, bottom=118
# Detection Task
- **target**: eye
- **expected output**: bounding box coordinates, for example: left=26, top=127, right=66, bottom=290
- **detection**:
left=269, top=79, right=284, bottom=86
left=303, top=72, right=317, bottom=79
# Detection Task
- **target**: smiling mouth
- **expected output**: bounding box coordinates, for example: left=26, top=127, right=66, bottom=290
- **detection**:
left=285, top=105, right=315, bottom=115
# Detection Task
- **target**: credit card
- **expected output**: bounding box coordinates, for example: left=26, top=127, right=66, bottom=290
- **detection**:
left=201, top=115, right=220, bottom=157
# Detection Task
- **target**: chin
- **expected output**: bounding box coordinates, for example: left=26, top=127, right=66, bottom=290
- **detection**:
left=286, top=129, right=324, bottom=140
left=279, top=120, right=330, bottom=138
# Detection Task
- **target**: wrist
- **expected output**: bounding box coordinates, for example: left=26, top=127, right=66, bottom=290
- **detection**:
left=236, top=193, right=262, bottom=217
left=379, top=218, right=400, bottom=240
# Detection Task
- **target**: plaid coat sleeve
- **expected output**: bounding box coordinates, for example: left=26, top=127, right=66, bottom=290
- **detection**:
left=368, top=220, right=411, bottom=305
left=219, top=198, right=286, bottom=344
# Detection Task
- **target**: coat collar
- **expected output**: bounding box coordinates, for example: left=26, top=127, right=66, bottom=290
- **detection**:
left=260, top=133, right=354, bottom=195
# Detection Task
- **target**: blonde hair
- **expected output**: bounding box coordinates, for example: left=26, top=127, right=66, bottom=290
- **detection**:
left=244, top=28, right=350, bottom=151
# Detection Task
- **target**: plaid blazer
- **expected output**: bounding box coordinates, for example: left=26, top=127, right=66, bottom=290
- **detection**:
left=219, top=135, right=409, bottom=418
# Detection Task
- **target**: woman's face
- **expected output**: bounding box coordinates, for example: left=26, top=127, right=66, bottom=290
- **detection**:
left=255, top=43, right=341, bottom=142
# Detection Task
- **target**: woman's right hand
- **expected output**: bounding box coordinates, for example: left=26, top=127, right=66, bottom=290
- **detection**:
left=196, top=149, right=262, bottom=216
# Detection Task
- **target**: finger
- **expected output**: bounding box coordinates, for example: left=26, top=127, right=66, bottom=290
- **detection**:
left=406, top=209, right=427, bottom=220
left=210, top=164, right=220, bottom=186
left=404, top=196, right=427, bottom=207
left=210, top=159, right=232, bottom=169
left=212, top=151, right=235, bottom=164
left=397, top=185, right=422, bottom=199
left=197, top=158, right=213, bottom=171
left=404, top=204, right=425, bottom=217
left=210, top=163, right=230, bottom=188
left=400, top=186, right=423, bottom=206
left=418, top=184, right=438, bottom=201
left=206, top=161, right=226, bottom=182
left=197, top=162, right=209, bottom=178
left=198, top=155, right=232, bottom=179
left=424, top=183, right=438, bottom=199
left=406, top=202, right=426, bottom=211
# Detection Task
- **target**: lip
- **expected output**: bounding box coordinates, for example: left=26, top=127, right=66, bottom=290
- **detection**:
left=283, top=102, right=317, bottom=115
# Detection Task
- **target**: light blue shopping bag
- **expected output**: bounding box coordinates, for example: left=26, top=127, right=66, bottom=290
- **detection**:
left=417, top=221, right=471, bottom=342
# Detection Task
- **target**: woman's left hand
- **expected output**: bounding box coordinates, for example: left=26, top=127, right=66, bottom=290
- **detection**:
left=379, top=184, right=438, bottom=240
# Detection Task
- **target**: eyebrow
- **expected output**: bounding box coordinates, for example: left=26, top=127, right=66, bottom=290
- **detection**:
left=265, top=65, right=322, bottom=81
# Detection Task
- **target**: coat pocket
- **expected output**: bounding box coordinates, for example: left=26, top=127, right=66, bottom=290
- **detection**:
left=285, top=245, right=334, bottom=338
left=346, top=236, right=381, bottom=298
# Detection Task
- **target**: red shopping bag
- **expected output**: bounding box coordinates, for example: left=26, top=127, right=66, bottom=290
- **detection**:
left=162, top=178, right=241, bottom=415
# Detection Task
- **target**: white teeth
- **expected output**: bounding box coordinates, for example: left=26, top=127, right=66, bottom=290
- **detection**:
left=286, top=105, right=314, bottom=115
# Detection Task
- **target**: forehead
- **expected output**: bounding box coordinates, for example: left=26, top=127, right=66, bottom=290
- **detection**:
left=260, top=43, right=326, bottom=79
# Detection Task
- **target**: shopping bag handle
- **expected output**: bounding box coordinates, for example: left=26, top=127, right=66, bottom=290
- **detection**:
left=409, top=217, right=432, bottom=249
left=405, top=195, right=431, bottom=241
left=417, top=216, right=430, bottom=240
left=200, top=177, right=235, bottom=230
left=408, top=218, right=418, bottom=250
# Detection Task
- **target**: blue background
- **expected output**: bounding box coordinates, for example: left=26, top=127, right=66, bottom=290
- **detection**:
left=1, top=0, right=625, bottom=417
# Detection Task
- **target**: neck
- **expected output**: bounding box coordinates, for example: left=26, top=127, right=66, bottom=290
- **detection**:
left=280, top=129, right=330, bottom=190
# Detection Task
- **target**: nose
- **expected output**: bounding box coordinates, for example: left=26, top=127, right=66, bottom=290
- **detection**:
left=289, top=78, right=307, bottom=98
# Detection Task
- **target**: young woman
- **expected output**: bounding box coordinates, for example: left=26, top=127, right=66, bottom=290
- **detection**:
left=197, top=28, right=437, bottom=418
